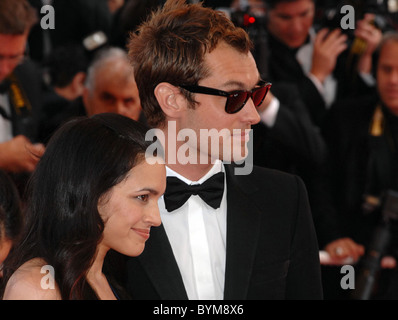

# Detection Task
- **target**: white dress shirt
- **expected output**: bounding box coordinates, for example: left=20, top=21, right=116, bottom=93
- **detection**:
left=295, top=28, right=337, bottom=108
left=159, top=160, right=227, bottom=300
left=295, top=28, right=375, bottom=109
left=260, top=95, right=280, bottom=128
left=0, top=93, right=13, bottom=143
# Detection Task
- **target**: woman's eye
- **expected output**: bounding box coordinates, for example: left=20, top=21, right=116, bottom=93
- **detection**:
left=137, top=194, right=149, bottom=202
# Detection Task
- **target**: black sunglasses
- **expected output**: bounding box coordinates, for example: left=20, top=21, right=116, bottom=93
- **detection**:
left=179, top=81, right=272, bottom=114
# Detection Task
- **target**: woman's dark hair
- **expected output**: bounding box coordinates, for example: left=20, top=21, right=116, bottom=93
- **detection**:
left=1, top=113, right=156, bottom=299
left=0, top=170, right=23, bottom=244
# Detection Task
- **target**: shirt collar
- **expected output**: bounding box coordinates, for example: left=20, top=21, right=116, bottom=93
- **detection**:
left=166, top=159, right=224, bottom=185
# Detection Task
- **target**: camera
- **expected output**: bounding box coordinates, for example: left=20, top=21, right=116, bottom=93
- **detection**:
left=351, top=190, right=398, bottom=300
left=315, top=0, right=389, bottom=41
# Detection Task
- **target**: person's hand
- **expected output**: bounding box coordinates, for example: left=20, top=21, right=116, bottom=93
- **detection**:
left=0, top=135, right=45, bottom=172
left=354, top=13, right=383, bottom=74
left=107, top=0, right=124, bottom=13
left=310, top=28, right=348, bottom=84
left=324, top=237, right=365, bottom=263
left=381, top=256, right=397, bottom=269
left=355, top=14, right=382, bottom=57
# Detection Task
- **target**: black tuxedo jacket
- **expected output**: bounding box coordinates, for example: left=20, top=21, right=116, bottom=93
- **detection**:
left=125, top=164, right=323, bottom=300
left=253, top=83, right=341, bottom=248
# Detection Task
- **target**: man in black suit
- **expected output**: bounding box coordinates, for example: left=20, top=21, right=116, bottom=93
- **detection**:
left=0, top=0, right=45, bottom=194
left=125, top=0, right=323, bottom=299
left=322, top=32, right=398, bottom=299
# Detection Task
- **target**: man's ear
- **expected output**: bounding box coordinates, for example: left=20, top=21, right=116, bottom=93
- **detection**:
left=72, top=72, right=86, bottom=95
left=154, top=82, right=185, bottom=119
left=82, top=87, right=92, bottom=116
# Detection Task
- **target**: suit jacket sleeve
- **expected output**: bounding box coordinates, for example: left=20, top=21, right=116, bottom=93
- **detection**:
left=284, top=175, right=324, bottom=299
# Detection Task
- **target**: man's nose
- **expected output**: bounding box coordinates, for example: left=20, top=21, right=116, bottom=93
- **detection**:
left=241, top=98, right=261, bottom=125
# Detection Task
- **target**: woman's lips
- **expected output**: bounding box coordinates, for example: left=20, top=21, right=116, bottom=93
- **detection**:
left=132, top=228, right=150, bottom=240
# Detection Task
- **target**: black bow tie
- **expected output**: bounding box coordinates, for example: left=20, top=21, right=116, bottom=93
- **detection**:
left=164, top=172, right=225, bottom=212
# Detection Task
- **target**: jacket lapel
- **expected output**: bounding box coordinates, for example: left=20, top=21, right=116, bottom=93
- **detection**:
left=137, top=224, right=188, bottom=299
left=223, top=165, right=262, bottom=299
left=137, top=164, right=262, bottom=300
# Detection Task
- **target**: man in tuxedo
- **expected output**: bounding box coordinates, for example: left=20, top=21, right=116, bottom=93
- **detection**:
left=0, top=0, right=45, bottom=194
left=125, top=0, right=323, bottom=299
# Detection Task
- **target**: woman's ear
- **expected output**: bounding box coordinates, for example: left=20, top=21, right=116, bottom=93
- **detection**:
left=154, top=82, right=185, bottom=119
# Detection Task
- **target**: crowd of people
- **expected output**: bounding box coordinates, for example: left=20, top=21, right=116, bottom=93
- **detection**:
left=0, top=0, right=398, bottom=300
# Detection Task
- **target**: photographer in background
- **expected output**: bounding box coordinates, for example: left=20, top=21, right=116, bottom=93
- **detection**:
left=262, top=0, right=383, bottom=127
left=0, top=0, right=46, bottom=196
left=228, top=0, right=377, bottom=299
left=322, top=32, right=398, bottom=299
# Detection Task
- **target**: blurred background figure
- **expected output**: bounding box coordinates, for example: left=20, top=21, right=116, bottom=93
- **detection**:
left=38, top=47, right=144, bottom=142
left=109, top=0, right=164, bottom=49
left=322, top=32, right=398, bottom=300
left=107, top=0, right=125, bottom=14
left=38, top=44, right=88, bottom=143
left=262, top=0, right=383, bottom=127
left=43, top=44, right=88, bottom=103
left=82, top=47, right=142, bottom=120
left=0, top=0, right=46, bottom=196
left=28, top=0, right=120, bottom=65
left=227, top=0, right=398, bottom=127
left=46, top=0, right=112, bottom=59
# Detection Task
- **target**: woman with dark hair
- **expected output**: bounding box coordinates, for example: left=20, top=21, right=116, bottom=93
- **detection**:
left=0, top=170, right=23, bottom=278
left=1, top=113, right=166, bottom=300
